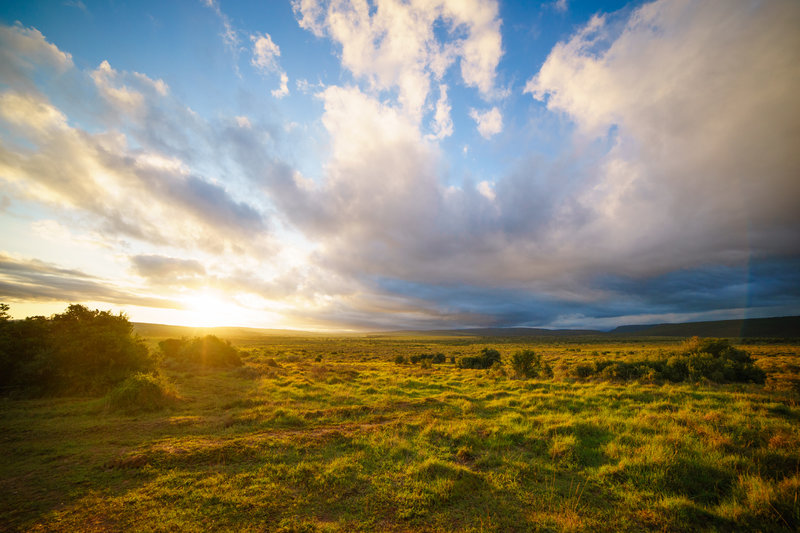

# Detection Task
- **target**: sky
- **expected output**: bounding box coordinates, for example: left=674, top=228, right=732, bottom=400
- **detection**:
left=0, top=0, right=798, bottom=331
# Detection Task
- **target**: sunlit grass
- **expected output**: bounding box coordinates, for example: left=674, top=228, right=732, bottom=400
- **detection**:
left=1, top=337, right=798, bottom=531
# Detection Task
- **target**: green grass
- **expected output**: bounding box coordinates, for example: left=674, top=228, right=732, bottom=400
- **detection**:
left=1, top=338, right=799, bottom=531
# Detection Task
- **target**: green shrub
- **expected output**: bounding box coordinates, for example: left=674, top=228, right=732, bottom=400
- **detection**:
left=158, top=337, right=185, bottom=359
left=106, top=372, right=178, bottom=413
left=394, top=355, right=407, bottom=364
left=458, top=348, right=501, bottom=369
left=409, top=353, right=446, bottom=365
left=681, top=338, right=765, bottom=383
left=573, top=364, right=594, bottom=378
left=0, top=304, right=154, bottom=395
left=161, top=335, right=242, bottom=368
left=510, top=349, right=545, bottom=379
left=569, top=338, right=765, bottom=384
left=665, top=356, right=689, bottom=381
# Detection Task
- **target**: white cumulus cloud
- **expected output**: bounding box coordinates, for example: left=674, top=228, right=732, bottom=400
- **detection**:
left=469, top=106, right=502, bottom=138
left=293, top=0, right=504, bottom=122
left=427, top=84, right=453, bottom=140
left=251, top=32, right=281, bottom=71
left=525, top=0, right=800, bottom=271
left=272, top=72, right=289, bottom=98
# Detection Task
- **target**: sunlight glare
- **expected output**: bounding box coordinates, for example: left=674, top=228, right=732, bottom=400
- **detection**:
left=180, top=291, right=250, bottom=328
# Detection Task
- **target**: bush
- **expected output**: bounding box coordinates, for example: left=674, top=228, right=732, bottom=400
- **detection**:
left=569, top=338, right=765, bottom=384
left=511, top=350, right=545, bottom=379
left=106, top=372, right=178, bottom=413
left=409, top=353, right=446, bottom=365
left=681, top=337, right=765, bottom=383
left=458, top=348, right=501, bottom=369
left=0, top=304, right=155, bottom=395
left=160, top=335, right=242, bottom=368
left=573, top=364, right=595, bottom=378
left=158, top=338, right=185, bottom=359
left=394, top=355, right=407, bottom=364
left=665, top=356, right=689, bottom=381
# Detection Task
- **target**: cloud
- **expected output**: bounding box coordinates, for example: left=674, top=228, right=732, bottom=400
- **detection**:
left=0, top=91, right=68, bottom=134
left=523, top=0, right=800, bottom=272
left=0, top=89, right=267, bottom=251
left=0, top=24, right=271, bottom=255
left=250, top=32, right=290, bottom=98
left=427, top=84, right=453, bottom=140
left=90, top=60, right=169, bottom=114
left=203, top=0, right=241, bottom=56
left=272, top=72, right=289, bottom=98
left=63, top=1, right=88, bottom=13
left=273, top=0, right=800, bottom=329
left=477, top=180, right=495, bottom=202
left=0, top=22, right=73, bottom=90
left=295, top=78, right=322, bottom=94
left=250, top=32, right=281, bottom=71
left=0, top=21, right=304, bottom=320
left=270, top=85, right=468, bottom=284
left=292, top=0, right=504, bottom=121
left=2, top=3, right=798, bottom=331
left=131, top=254, right=206, bottom=282
left=0, top=253, right=180, bottom=309
left=469, top=106, right=502, bottom=138
left=90, top=60, right=146, bottom=113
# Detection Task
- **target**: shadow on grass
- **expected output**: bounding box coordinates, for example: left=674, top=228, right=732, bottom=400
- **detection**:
left=393, top=458, right=530, bottom=529
left=617, top=452, right=737, bottom=507
left=573, top=422, right=614, bottom=467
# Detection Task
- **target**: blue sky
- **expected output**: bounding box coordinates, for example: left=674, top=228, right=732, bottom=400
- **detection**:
left=0, top=0, right=798, bottom=330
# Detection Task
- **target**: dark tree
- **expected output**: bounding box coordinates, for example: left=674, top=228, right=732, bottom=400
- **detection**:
left=0, top=303, right=154, bottom=395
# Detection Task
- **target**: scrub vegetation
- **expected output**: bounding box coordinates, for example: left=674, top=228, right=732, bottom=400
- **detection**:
left=1, top=306, right=799, bottom=531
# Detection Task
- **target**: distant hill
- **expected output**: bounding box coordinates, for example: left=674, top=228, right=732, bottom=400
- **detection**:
left=133, top=315, right=800, bottom=341
left=132, top=323, right=328, bottom=341
left=376, top=327, right=603, bottom=338
left=393, top=317, right=800, bottom=339
left=609, top=316, right=800, bottom=338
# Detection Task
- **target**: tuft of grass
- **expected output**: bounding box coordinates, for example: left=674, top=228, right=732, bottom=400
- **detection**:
left=106, top=372, right=179, bottom=413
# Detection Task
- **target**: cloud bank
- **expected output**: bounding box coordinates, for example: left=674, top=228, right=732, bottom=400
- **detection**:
left=1, top=0, right=798, bottom=329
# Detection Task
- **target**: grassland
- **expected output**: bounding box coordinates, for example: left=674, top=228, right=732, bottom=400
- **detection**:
left=1, top=336, right=799, bottom=532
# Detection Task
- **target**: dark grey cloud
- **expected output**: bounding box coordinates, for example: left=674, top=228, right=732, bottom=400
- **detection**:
left=323, top=257, right=800, bottom=330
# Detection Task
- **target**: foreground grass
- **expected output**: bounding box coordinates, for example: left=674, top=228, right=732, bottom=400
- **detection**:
left=1, top=338, right=799, bottom=531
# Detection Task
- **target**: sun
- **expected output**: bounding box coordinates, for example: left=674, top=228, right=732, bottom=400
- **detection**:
left=179, top=290, right=250, bottom=328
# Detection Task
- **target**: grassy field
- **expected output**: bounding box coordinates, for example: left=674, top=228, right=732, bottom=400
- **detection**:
left=1, top=336, right=799, bottom=531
